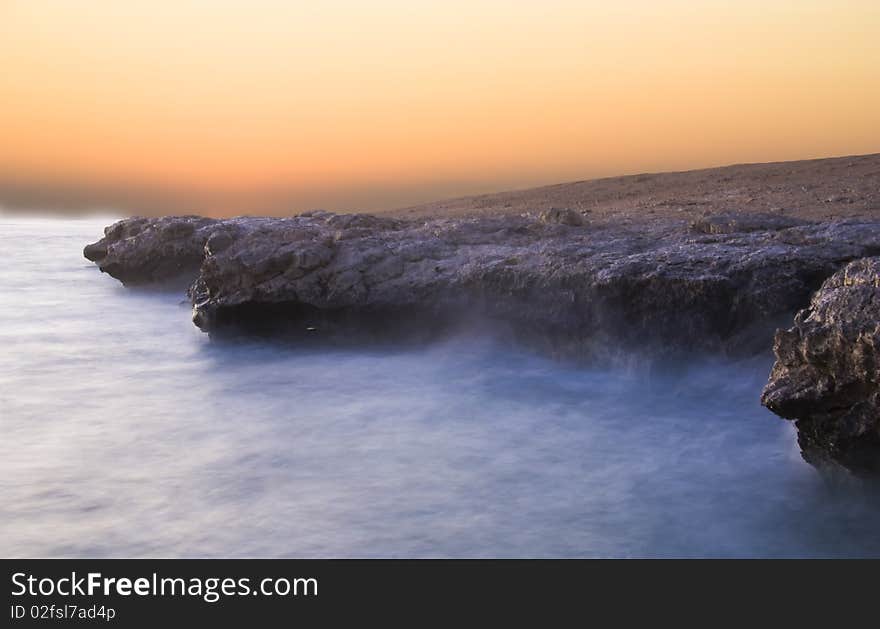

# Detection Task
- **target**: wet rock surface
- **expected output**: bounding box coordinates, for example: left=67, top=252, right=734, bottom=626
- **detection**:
left=762, top=258, right=880, bottom=476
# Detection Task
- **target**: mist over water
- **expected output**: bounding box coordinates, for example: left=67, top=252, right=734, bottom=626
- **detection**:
left=2, top=216, right=880, bottom=558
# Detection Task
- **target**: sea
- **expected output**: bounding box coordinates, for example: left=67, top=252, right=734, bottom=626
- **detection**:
left=2, top=215, right=879, bottom=558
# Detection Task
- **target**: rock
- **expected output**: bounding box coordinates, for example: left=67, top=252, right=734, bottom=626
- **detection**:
left=690, top=211, right=808, bottom=235
left=83, top=215, right=220, bottom=285
left=83, top=241, right=108, bottom=262
left=762, top=257, right=880, bottom=476
left=205, top=230, right=236, bottom=256
left=539, top=208, right=587, bottom=226
left=85, top=212, right=880, bottom=361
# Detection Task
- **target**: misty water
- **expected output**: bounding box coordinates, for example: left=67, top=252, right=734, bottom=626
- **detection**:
left=2, top=215, right=880, bottom=558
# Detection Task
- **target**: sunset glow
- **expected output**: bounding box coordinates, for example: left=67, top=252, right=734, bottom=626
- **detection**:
left=2, top=1, right=878, bottom=214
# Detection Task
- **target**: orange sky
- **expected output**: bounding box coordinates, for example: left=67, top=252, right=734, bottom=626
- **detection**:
left=1, top=1, right=879, bottom=215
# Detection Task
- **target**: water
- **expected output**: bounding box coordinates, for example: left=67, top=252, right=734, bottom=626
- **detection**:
left=2, top=215, right=879, bottom=558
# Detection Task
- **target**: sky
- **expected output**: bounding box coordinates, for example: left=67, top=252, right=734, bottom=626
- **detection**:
left=1, top=1, right=878, bottom=215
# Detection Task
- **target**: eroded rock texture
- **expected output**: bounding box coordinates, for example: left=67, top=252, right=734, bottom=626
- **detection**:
left=83, top=215, right=220, bottom=285
left=85, top=211, right=880, bottom=472
left=85, top=211, right=880, bottom=361
left=762, top=258, right=880, bottom=476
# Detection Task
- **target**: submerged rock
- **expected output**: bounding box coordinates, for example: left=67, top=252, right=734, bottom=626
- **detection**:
left=762, top=258, right=880, bottom=476
left=85, top=212, right=880, bottom=362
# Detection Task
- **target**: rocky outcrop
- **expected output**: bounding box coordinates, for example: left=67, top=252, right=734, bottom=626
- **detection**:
left=85, top=211, right=880, bottom=361
left=85, top=211, right=880, bottom=472
left=83, top=215, right=221, bottom=285
left=689, top=211, right=808, bottom=235
left=539, top=207, right=589, bottom=227
left=762, top=258, right=880, bottom=476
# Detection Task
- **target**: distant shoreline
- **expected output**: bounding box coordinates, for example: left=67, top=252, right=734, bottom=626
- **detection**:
left=386, top=152, right=880, bottom=223
left=2, top=152, right=878, bottom=221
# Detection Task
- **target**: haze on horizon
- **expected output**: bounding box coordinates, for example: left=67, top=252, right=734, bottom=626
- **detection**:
left=2, top=0, right=878, bottom=216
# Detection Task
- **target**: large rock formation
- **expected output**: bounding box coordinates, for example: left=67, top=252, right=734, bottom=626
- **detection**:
left=85, top=210, right=880, bottom=473
left=84, top=215, right=220, bottom=285
left=85, top=211, right=880, bottom=360
left=762, top=258, right=880, bottom=476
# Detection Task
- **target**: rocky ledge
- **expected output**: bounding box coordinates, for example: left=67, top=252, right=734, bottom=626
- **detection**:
left=85, top=210, right=880, bottom=474
left=83, top=215, right=220, bottom=286
left=762, top=258, right=880, bottom=476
